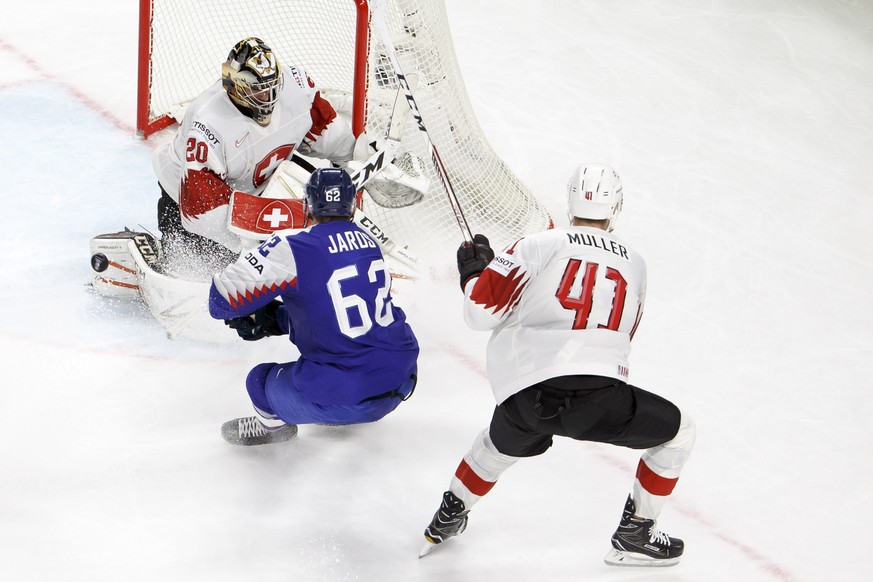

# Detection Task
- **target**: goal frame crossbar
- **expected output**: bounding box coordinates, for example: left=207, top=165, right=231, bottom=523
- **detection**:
left=135, top=0, right=372, bottom=139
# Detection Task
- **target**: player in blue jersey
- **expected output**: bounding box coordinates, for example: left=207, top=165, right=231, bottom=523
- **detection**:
left=208, top=168, right=420, bottom=445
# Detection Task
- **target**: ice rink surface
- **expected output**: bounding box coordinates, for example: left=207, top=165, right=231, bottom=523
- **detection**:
left=1, top=1, right=872, bottom=580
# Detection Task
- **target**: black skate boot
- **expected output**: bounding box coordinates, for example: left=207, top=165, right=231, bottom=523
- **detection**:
left=420, top=491, right=469, bottom=557
left=221, top=416, right=298, bottom=446
left=604, top=495, right=684, bottom=567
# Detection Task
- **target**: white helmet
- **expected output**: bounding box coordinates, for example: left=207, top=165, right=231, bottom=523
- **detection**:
left=567, top=163, right=623, bottom=231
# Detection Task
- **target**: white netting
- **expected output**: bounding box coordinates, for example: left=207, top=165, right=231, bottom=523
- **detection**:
left=142, top=0, right=553, bottom=261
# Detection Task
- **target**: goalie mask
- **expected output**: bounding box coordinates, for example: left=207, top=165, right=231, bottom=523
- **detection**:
left=304, top=168, right=357, bottom=218
left=222, top=37, right=284, bottom=126
left=567, top=163, right=624, bottom=232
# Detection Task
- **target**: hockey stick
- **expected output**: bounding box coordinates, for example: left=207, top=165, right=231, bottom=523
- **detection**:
left=370, top=0, right=474, bottom=243
left=347, top=78, right=411, bottom=191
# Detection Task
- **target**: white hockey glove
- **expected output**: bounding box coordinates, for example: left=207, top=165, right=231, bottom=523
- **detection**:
left=346, top=133, right=429, bottom=208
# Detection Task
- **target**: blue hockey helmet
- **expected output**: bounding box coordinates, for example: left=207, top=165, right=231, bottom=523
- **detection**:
left=304, top=168, right=357, bottom=218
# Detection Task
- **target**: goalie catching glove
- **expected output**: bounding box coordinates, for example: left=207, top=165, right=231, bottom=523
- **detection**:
left=346, top=133, right=429, bottom=208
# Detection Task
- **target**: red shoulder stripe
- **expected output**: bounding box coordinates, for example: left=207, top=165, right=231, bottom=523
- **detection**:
left=469, top=267, right=528, bottom=315
left=306, top=91, right=338, bottom=143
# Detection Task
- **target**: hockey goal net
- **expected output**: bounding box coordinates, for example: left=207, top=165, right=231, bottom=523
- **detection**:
left=137, top=0, right=553, bottom=262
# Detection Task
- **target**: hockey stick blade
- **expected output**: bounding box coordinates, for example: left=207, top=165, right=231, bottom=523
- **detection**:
left=349, top=142, right=400, bottom=191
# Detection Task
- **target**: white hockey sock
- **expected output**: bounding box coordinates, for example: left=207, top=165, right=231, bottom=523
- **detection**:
left=633, top=411, right=696, bottom=519
left=449, top=429, right=520, bottom=509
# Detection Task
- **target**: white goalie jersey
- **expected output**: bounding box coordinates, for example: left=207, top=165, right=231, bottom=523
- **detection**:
left=152, top=66, right=356, bottom=253
left=463, top=227, right=648, bottom=404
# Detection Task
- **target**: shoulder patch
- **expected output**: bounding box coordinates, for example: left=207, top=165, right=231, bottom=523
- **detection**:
left=488, top=254, right=517, bottom=276
left=190, top=119, right=221, bottom=147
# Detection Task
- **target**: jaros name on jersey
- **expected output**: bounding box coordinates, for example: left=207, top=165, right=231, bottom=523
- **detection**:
left=326, top=231, right=378, bottom=254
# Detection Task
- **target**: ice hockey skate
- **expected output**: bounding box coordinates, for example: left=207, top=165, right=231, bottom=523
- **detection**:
left=604, top=495, right=684, bottom=567
left=419, top=490, right=469, bottom=558
left=221, top=416, right=298, bottom=446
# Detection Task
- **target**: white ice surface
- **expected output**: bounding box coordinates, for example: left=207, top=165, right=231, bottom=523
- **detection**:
left=1, top=1, right=872, bottom=580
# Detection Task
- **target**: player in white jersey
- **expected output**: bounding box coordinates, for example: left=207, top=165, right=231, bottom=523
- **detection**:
left=419, top=164, right=696, bottom=568
left=151, top=37, right=357, bottom=277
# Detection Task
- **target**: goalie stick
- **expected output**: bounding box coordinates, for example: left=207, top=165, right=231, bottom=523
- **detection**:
left=348, top=72, right=413, bottom=191
left=370, top=0, right=474, bottom=244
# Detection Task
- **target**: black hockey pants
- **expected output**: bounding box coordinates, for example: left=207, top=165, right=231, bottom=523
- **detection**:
left=156, top=186, right=238, bottom=272
left=488, top=375, right=681, bottom=457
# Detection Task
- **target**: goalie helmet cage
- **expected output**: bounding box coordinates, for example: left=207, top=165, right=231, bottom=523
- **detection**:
left=137, top=0, right=553, bottom=260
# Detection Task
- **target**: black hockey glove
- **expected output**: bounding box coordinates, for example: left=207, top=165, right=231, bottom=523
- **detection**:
left=225, top=300, right=285, bottom=341
left=457, top=234, right=495, bottom=291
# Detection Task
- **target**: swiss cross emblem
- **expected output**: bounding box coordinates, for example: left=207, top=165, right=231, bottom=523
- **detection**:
left=256, top=200, right=296, bottom=231
left=253, top=144, right=296, bottom=187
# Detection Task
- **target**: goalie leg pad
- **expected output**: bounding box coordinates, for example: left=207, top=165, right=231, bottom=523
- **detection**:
left=89, top=229, right=161, bottom=297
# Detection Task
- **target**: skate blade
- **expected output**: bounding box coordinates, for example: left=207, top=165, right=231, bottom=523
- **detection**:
left=419, top=539, right=442, bottom=558
left=220, top=422, right=299, bottom=446
left=604, top=548, right=680, bottom=567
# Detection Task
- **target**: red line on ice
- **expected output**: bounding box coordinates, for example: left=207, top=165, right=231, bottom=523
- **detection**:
left=0, top=37, right=135, bottom=135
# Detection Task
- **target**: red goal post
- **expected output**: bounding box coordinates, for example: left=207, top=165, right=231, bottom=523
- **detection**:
left=137, top=0, right=371, bottom=138
left=136, top=0, right=553, bottom=260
